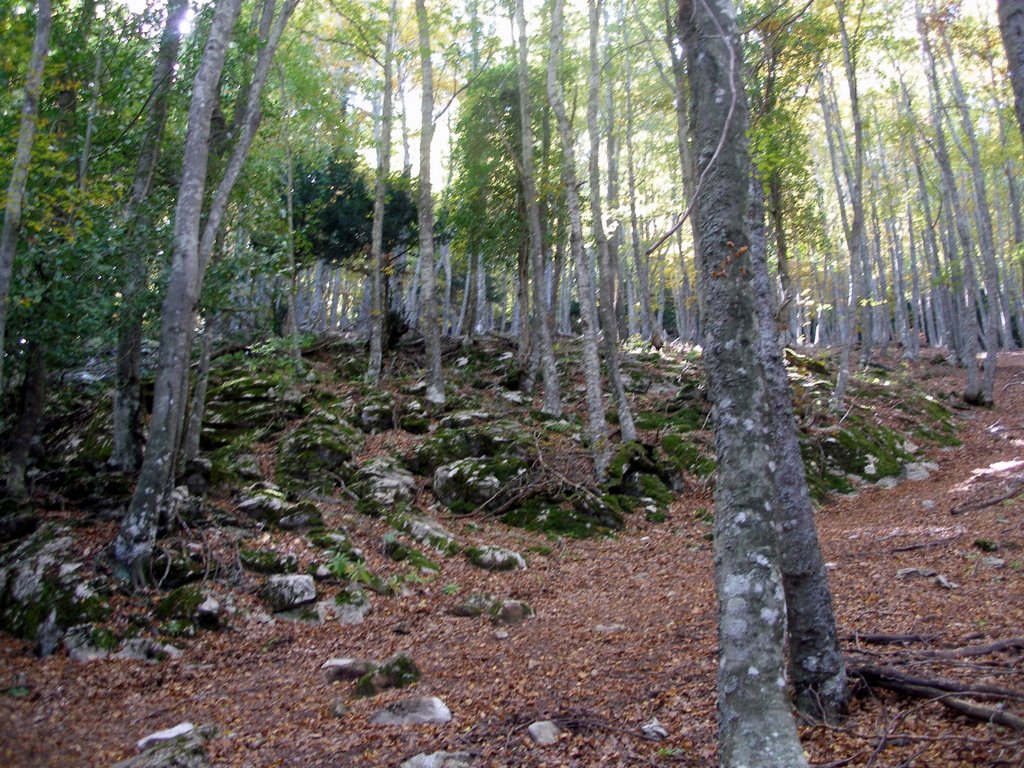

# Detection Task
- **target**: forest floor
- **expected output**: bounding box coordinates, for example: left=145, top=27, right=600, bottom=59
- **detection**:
left=2, top=349, right=1024, bottom=767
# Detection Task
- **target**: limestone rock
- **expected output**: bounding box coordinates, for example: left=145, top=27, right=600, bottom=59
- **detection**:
left=352, top=457, right=416, bottom=516
left=400, top=751, right=476, bottom=768
left=113, top=723, right=214, bottom=768
left=236, top=485, right=290, bottom=523
left=114, top=638, right=183, bottom=662
left=400, top=517, right=460, bottom=555
left=489, top=600, right=533, bottom=626
left=354, top=652, right=420, bottom=696
left=527, top=720, right=561, bottom=746
left=640, top=717, right=669, bottom=741
left=262, top=575, right=316, bottom=612
left=331, top=584, right=371, bottom=624
left=137, top=723, right=195, bottom=752
left=450, top=593, right=496, bottom=618
left=369, top=696, right=451, bottom=725
left=465, top=545, right=526, bottom=572
left=62, top=623, right=109, bottom=662
left=433, top=457, right=526, bottom=513
left=322, top=657, right=378, bottom=683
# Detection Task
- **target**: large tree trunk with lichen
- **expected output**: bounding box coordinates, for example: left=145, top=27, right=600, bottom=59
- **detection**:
left=0, top=0, right=52, bottom=400
left=679, top=0, right=808, bottom=763
left=749, top=173, right=848, bottom=724
left=114, top=0, right=244, bottom=577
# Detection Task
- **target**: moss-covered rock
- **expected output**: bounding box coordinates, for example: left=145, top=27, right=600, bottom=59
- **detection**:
left=408, top=422, right=531, bottom=476
left=433, top=456, right=528, bottom=514
left=351, top=457, right=417, bottom=517
left=450, top=592, right=497, bottom=617
left=357, top=394, right=395, bottom=433
left=602, top=441, right=681, bottom=510
left=392, top=516, right=461, bottom=555
left=0, top=524, right=109, bottom=655
left=240, top=549, right=298, bottom=574
left=465, top=545, right=526, bottom=572
left=661, top=432, right=716, bottom=478
left=354, top=652, right=420, bottom=697
left=277, top=411, right=363, bottom=494
left=154, top=586, right=204, bottom=622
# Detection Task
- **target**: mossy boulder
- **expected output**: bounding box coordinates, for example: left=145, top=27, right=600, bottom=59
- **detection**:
left=354, top=652, right=420, bottom=697
left=240, top=549, right=298, bottom=574
left=450, top=592, right=497, bottom=618
left=489, top=599, right=533, bottom=626
left=502, top=497, right=623, bottom=539
left=603, top=441, right=680, bottom=509
left=392, top=516, right=461, bottom=555
left=433, top=456, right=528, bottom=514
left=408, top=422, right=531, bottom=476
left=357, top=394, right=395, bottom=433
left=351, top=457, right=417, bottom=517
left=0, top=524, right=108, bottom=655
left=661, top=432, right=716, bottom=478
left=465, top=545, right=526, bottom=572
left=154, top=586, right=204, bottom=622
left=277, top=411, right=363, bottom=494
left=202, top=372, right=304, bottom=449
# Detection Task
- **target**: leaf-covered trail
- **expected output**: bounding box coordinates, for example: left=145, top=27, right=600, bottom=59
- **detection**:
left=3, top=353, right=1024, bottom=767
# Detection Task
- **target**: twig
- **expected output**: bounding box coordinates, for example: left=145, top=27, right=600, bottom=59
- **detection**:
left=950, top=479, right=1024, bottom=515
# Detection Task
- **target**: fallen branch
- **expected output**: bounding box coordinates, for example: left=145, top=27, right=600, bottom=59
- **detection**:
left=852, top=665, right=1024, bottom=731
left=844, top=632, right=939, bottom=646
left=850, top=665, right=1024, bottom=701
left=922, top=638, right=1024, bottom=659
left=891, top=534, right=963, bottom=552
left=951, top=478, right=1024, bottom=516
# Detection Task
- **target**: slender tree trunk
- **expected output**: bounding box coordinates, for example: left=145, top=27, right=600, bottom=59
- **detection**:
left=0, top=0, right=52, bottom=400
left=679, top=0, right=807, bottom=761
left=114, top=0, right=245, bottom=577
left=5, top=340, right=46, bottom=498
left=549, top=0, right=609, bottom=478
left=511, top=0, right=561, bottom=412
left=415, top=1, right=444, bottom=404
left=941, top=30, right=1000, bottom=403
left=367, top=0, right=398, bottom=384
left=180, top=321, right=214, bottom=466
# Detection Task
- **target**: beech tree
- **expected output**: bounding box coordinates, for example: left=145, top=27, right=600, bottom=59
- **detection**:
left=679, top=0, right=808, bottom=762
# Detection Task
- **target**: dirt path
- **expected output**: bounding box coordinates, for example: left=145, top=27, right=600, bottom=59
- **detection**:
left=2, top=353, right=1023, bottom=767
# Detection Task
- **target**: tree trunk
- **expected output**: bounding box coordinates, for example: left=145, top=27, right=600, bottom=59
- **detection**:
left=114, top=0, right=244, bottom=577
left=0, top=0, right=52, bottom=400
left=750, top=173, right=848, bottom=723
left=415, top=0, right=444, bottom=405
left=5, top=340, right=46, bottom=498
left=367, top=0, right=398, bottom=384
left=679, top=0, right=808, bottom=762
left=514, top=0, right=562, bottom=416
left=549, top=0, right=609, bottom=478
left=1000, top=0, right=1024, bottom=148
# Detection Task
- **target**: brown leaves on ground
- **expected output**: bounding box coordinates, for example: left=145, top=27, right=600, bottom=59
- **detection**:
left=3, top=352, right=1024, bottom=767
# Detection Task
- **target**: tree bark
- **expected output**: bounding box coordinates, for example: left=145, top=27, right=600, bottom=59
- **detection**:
left=1000, top=0, right=1024, bottom=148
left=750, top=173, right=848, bottom=723
left=0, top=0, right=52, bottom=399
left=114, top=0, right=245, bottom=576
left=549, top=0, right=610, bottom=478
left=5, top=340, right=46, bottom=498
left=367, top=0, right=398, bottom=384
left=679, top=0, right=808, bottom=763
left=415, top=0, right=445, bottom=405
left=515, top=0, right=561, bottom=416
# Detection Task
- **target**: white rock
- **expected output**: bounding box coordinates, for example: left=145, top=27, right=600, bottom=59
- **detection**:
left=527, top=720, right=561, bottom=746
left=321, top=657, right=377, bottom=683
left=400, top=752, right=475, bottom=768
left=263, top=574, right=316, bottom=612
left=369, top=696, right=452, bottom=725
left=640, top=717, right=669, bottom=741
left=136, top=722, right=195, bottom=752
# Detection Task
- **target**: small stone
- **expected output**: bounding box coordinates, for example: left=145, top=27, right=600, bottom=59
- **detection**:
left=594, top=623, right=626, bottom=634
left=922, top=500, right=936, bottom=510
left=136, top=722, right=195, bottom=752
left=330, top=699, right=347, bottom=718
left=195, top=597, right=222, bottom=630
left=115, top=638, right=183, bottom=662
left=450, top=593, right=496, bottom=618
left=490, top=600, right=533, bottom=626
left=465, top=545, right=526, bottom=572
left=493, top=630, right=510, bottom=640
left=369, top=695, right=452, bottom=725
left=322, top=658, right=378, bottom=683
left=399, top=751, right=476, bottom=768
left=903, top=462, right=933, bottom=481
left=640, top=717, right=669, bottom=741
left=876, top=477, right=899, bottom=490
left=527, top=720, right=561, bottom=746
left=935, top=574, right=959, bottom=590
left=896, top=567, right=936, bottom=579
left=981, top=556, right=1006, bottom=569
left=354, top=652, right=420, bottom=696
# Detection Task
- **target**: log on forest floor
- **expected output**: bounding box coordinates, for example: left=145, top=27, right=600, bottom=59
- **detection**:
left=850, top=664, right=1024, bottom=731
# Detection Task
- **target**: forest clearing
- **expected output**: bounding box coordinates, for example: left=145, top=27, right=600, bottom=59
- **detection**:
left=3, top=0, right=1024, bottom=764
